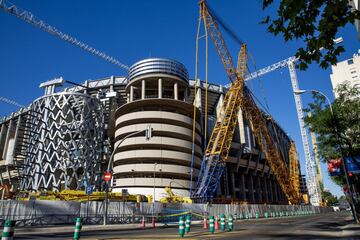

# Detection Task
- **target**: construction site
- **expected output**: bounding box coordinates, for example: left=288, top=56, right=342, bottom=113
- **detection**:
left=0, top=0, right=329, bottom=217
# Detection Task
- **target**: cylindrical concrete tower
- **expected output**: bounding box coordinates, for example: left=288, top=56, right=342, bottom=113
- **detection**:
left=113, top=58, right=202, bottom=200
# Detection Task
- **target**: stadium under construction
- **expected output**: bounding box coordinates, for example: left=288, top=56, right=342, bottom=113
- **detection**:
left=0, top=0, right=311, bottom=205
left=0, top=58, right=307, bottom=204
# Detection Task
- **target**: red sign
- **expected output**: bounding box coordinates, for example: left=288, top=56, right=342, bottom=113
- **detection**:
left=104, top=171, right=112, bottom=182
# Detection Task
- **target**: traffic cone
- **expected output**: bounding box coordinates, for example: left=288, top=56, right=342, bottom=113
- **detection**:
left=203, top=217, right=208, bottom=229
left=152, top=217, right=156, bottom=228
left=214, top=216, right=219, bottom=230
left=141, top=216, right=146, bottom=228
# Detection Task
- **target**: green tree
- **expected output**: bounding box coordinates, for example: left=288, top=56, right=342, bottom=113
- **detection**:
left=304, top=82, right=360, bottom=186
left=261, top=0, right=360, bottom=70
left=322, top=190, right=338, bottom=206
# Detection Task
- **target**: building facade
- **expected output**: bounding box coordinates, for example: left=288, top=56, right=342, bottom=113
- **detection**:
left=330, top=50, right=360, bottom=97
left=0, top=58, right=299, bottom=204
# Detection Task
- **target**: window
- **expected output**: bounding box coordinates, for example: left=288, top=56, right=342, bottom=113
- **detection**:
left=348, top=59, right=354, bottom=65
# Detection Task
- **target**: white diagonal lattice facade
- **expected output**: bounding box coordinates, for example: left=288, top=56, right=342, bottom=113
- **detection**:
left=20, top=92, right=104, bottom=191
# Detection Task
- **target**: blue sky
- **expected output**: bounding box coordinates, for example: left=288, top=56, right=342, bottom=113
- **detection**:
left=0, top=0, right=359, bottom=197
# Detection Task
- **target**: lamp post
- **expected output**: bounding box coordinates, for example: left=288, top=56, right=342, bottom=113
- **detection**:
left=152, top=162, right=162, bottom=227
left=103, top=125, right=152, bottom=225
left=294, top=89, right=359, bottom=222
left=153, top=162, right=158, bottom=205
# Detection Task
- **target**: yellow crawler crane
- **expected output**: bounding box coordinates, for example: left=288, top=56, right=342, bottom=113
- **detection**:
left=160, top=186, right=192, bottom=204
left=194, top=0, right=300, bottom=204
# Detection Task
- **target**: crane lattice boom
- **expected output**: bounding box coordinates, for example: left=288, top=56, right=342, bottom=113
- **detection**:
left=0, top=0, right=129, bottom=71
left=194, top=0, right=300, bottom=203
left=0, top=96, right=25, bottom=108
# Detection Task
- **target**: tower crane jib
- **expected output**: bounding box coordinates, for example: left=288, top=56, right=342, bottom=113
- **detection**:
left=0, top=0, right=129, bottom=71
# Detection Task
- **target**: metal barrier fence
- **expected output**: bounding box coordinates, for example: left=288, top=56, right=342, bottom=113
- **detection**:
left=0, top=200, right=333, bottom=226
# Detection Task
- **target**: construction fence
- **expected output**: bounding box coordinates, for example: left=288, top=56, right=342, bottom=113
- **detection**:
left=0, top=200, right=333, bottom=227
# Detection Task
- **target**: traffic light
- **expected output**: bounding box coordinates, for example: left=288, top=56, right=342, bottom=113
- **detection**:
left=328, top=158, right=343, bottom=176
left=145, top=125, right=153, bottom=140
left=348, top=172, right=354, bottom=184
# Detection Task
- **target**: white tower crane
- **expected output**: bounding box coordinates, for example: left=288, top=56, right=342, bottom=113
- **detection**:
left=245, top=56, right=321, bottom=206
left=0, top=96, right=25, bottom=108
left=226, top=37, right=342, bottom=206
left=0, top=0, right=130, bottom=71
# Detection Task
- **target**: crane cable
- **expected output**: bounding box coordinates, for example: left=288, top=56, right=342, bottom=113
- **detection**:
left=206, top=3, right=243, bottom=46
left=204, top=13, right=209, bottom=152
left=207, top=1, right=271, bottom=116
left=190, top=7, right=203, bottom=197
left=247, top=52, right=271, bottom=113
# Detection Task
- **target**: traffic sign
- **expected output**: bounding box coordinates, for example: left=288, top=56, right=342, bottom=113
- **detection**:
left=86, top=186, right=93, bottom=195
left=104, top=171, right=112, bottom=182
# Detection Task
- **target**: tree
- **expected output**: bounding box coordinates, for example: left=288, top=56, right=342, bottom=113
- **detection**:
left=322, top=190, right=338, bottom=206
left=304, top=82, right=360, bottom=186
left=261, top=0, right=360, bottom=70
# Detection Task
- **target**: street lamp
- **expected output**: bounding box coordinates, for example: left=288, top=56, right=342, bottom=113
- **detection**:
left=152, top=163, right=162, bottom=227
left=293, top=89, right=333, bottom=114
left=153, top=163, right=158, bottom=204
left=103, top=125, right=152, bottom=225
left=294, top=89, right=358, bottom=222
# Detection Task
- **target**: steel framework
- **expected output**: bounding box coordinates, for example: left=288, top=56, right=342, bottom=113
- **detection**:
left=20, top=93, right=104, bottom=191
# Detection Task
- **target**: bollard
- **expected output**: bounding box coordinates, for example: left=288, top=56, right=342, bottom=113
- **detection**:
left=286, top=212, right=289, bottom=217
left=228, top=214, right=233, bottom=231
left=220, top=214, right=225, bottom=232
left=255, top=212, right=259, bottom=219
left=152, top=217, right=156, bottom=228
left=178, top=216, right=185, bottom=238
left=203, top=217, right=208, bottom=229
left=141, top=216, right=146, bottom=229
left=234, top=213, right=237, bottom=221
left=2, top=220, right=15, bottom=240
left=245, top=212, right=249, bottom=220
left=264, top=212, right=269, bottom=218
left=239, top=212, right=243, bottom=219
left=209, top=216, right=215, bottom=234
left=215, top=216, right=219, bottom=230
left=73, top=217, right=82, bottom=240
left=185, top=215, right=191, bottom=234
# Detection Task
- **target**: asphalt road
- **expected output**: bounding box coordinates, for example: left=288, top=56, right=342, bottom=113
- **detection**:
left=13, top=211, right=360, bottom=240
